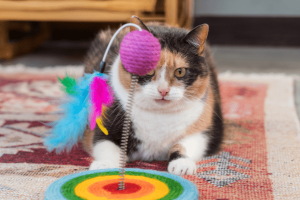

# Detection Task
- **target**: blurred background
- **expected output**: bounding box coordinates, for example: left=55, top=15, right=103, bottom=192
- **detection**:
left=0, top=0, right=299, bottom=74
left=0, top=0, right=299, bottom=122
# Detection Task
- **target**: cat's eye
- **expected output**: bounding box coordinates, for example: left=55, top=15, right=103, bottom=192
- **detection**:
left=146, top=70, right=155, bottom=76
left=174, top=68, right=186, bottom=78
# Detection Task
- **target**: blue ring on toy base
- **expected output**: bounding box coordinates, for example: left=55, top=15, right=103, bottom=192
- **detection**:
left=44, top=168, right=199, bottom=200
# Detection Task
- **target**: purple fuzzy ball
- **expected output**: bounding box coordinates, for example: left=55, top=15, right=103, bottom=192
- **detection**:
left=120, top=30, right=161, bottom=76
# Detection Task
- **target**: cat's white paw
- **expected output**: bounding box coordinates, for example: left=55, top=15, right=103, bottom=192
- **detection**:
left=168, top=158, right=197, bottom=176
left=89, top=160, right=119, bottom=170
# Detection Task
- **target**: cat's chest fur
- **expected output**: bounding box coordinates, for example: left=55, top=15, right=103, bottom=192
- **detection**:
left=130, top=102, right=204, bottom=161
left=110, top=57, right=205, bottom=161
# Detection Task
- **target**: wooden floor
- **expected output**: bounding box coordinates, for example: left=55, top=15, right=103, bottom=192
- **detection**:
left=0, top=41, right=299, bottom=117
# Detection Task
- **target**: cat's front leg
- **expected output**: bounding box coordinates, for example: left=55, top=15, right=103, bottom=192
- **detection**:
left=167, top=132, right=208, bottom=175
left=89, top=140, right=121, bottom=170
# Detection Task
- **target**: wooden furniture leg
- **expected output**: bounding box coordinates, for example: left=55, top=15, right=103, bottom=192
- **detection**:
left=0, top=22, right=49, bottom=60
left=0, top=21, right=11, bottom=59
left=185, top=0, right=194, bottom=29
left=178, top=0, right=194, bottom=29
left=165, top=0, right=178, bottom=26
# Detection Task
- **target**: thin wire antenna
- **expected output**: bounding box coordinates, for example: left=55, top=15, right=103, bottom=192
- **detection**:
left=99, top=22, right=142, bottom=190
left=118, top=75, right=138, bottom=190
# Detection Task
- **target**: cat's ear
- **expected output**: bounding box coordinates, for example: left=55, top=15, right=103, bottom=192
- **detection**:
left=182, top=24, right=209, bottom=55
left=130, top=15, right=150, bottom=32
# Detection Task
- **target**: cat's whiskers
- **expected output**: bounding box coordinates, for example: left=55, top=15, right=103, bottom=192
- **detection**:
left=183, top=93, right=223, bottom=122
left=173, top=99, right=187, bottom=115
left=182, top=94, right=199, bottom=102
left=202, top=97, right=224, bottom=123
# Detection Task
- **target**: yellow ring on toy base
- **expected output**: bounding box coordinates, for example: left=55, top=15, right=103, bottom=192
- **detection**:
left=88, top=178, right=155, bottom=199
left=75, top=175, right=169, bottom=200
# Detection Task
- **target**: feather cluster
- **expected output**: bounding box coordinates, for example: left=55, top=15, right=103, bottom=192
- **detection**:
left=44, top=72, right=111, bottom=153
left=89, top=77, right=114, bottom=130
left=58, top=75, right=78, bottom=95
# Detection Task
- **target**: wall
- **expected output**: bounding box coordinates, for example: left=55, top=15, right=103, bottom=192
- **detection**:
left=194, top=0, right=300, bottom=17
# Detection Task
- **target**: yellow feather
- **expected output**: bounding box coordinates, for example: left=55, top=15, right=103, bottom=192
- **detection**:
left=96, top=118, right=109, bottom=135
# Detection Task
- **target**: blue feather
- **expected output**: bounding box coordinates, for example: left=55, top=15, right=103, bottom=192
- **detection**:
left=44, top=72, right=108, bottom=153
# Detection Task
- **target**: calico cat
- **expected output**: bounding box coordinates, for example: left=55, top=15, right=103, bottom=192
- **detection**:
left=82, top=16, right=223, bottom=175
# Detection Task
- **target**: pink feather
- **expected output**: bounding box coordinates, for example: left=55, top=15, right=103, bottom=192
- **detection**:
left=89, top=77, right=114, bottom=130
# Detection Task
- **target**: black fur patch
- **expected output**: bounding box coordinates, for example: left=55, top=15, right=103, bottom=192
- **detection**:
left=204, top=100, right=224, bottom=156
left=137, top=73, right=155, bottom=86
left=168, top=151, right=184, bottom=162
left=93, top=99, right=141, bottom=156
left=180, top=61, right=207, bottom=87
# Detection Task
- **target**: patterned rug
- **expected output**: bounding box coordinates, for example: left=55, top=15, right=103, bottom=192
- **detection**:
left=0, top=65, right=299, bottom=200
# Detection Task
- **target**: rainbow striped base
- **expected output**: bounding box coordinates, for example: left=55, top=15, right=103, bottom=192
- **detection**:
left=44, top=168, right=199, bottom=200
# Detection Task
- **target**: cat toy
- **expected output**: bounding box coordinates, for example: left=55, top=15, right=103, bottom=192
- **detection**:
left=44, top=23, right=199, bottom=200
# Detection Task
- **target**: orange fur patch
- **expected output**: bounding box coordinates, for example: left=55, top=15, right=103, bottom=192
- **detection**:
left=118, top=61, right=132, bottom=90
left=168, top=144, right=186, bottom=158
left=81, top=128, right=95, bottom=155
left=101, top=106, right=108, bottom=120
left=185, top=75, right=209, bottom=100
left=185, top=86, right=215, bottom=136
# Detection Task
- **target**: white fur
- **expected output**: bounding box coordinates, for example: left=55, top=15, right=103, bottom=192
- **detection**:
left=129, top=102, right=205, bottom=161
left=168, top=133, right=207, bottom=175
left=110, top=56, right=129, bottom=109
left=179, top=132, right=208, bottom=160
left=168, top=158, right=197, bottom=175
left=89, top=140, right=121, bottom=170
left=157, top=62, right=168, bottom=90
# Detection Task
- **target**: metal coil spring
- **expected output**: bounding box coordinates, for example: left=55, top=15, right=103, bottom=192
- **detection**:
left=118, top=75, right=138, bottom=190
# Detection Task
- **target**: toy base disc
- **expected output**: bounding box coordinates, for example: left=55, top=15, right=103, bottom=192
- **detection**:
left=45, top=168, right=199, bottom=200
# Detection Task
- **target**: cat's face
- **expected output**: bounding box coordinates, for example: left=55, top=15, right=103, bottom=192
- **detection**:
left=133, top=50, right=208, bottom=112
left=118, top=24, right=210, bottom=112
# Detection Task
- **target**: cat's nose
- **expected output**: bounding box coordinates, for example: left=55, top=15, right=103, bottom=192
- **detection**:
left=158, top=88, right=170, bottom=97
